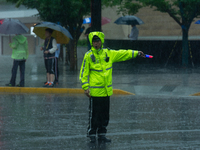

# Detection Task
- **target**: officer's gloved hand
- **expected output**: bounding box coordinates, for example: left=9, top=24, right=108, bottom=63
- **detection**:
left=138, top=51, right=145, bottom=58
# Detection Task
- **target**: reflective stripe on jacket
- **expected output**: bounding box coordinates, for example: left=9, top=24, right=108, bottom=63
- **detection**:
left=79, top=32, right=138, bottom=97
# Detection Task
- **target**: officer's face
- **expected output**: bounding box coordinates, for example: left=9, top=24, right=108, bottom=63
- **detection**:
left=92, top=40, right=102, bottom=50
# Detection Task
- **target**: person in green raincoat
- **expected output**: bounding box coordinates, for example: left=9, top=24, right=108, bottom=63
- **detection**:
left=79, top=31, right=145, bottom=143
left=6, top=34, right=28, bottom=87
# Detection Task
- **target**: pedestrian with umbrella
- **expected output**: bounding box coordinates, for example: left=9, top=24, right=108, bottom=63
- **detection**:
left=114, top=15, right=144, bottom=40
left=33, top=22, right=73, bottom=87
left=128, top=24, right=139, bottom=40
left=0, top=18, right=29, bottom=87
left=83, top=17, right=111, bottom=50
left=40, top=28, right=57, bottom=87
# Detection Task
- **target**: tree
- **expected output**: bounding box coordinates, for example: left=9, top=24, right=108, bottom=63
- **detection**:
left=114, top=0, right=200, bottom=66
left=7, top=0, right=90, bottom=70
left=0, top=0, right=9, bottom=3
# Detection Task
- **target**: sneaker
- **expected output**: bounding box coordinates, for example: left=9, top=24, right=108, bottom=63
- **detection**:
left=5, top=83, right=14, bottom=87
left=43, top=82, right=49, bottom=87
left=16, top=84, right=24, bottom=87
left=89, top=136, right=96, bottom=143
left=48, top=83, right=54, bottom=87
left=98, top=136, right=111, bottom=142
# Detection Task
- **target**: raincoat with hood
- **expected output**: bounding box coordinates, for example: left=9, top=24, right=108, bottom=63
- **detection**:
left=80, top=32, right=138, bottom=97
left=9, top=35, right=28, bottom=60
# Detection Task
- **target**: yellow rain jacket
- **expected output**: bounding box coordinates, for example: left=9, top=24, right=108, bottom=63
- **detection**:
left=79, top=32, right=138, bottom=97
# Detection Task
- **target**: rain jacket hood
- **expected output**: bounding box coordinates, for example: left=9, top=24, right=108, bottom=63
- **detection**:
left=14, top=35, right=27, bottom=44
left=88, top=32, right=105, bottom=49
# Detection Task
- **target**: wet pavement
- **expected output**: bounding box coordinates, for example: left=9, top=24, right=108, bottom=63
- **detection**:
left=0, top=93, right=199, bottom=149
left=0, top=52, right=200, bottom=149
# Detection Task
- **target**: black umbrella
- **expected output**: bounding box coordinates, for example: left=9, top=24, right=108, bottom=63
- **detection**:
left=0, top=18, right=29, bottom=42
left=114, top=15, right=144, bottom=25
left=0, top=18, right=29, bottom=34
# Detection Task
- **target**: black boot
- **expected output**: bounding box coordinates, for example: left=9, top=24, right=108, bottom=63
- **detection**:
left=5, top=83, right=14, bottom=87
left=16, top=84, right=24, bottom=87
left=89, top=136, right=96, bottom=143
left=98, top=136, right=111, bottom=142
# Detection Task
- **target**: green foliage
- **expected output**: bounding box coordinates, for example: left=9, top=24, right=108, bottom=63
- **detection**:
left=0, top=0, right=11, bottom=4
left=102, top=0, right=142, bottom=15
left=137, top=0, right=200, bottom=27
left=6, top=0, right=90, bottom=40
left=115, top=0, right=200, bottom=29
left=102, top=0, right=123, bottom=7
left=117, top=0, right=142, bottom=15
left=77, top=39, right=87, bottom=47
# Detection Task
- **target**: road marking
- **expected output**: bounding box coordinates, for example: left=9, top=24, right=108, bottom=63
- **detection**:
left=190, top=92, right=200, bottom=96
left=0, top=87, right=135, bottom=95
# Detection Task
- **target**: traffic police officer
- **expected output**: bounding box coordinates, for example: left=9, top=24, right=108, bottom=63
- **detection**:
left=79, top=31, right=144, bottom=143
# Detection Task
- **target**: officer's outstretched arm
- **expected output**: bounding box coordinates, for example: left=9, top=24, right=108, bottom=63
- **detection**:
left=111, top=49, right=138, bottom=63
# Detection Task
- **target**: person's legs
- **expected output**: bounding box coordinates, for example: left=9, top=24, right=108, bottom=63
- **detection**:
left=43, top=59, right=50, bottom=87
left=19, top=60, right=25, bottom=86
left=50, top=58, right=55, bottom=83
left=47, top=58, right=55, bottom=87
left=54, top=57, right=59, bottom=83
left=97, top=96, right=110, bottom=135
left=97, top=96, right=111, bottom=142
left=50, top=74, right=54, bottom=83
left=45, top=59, right=49, bottom=82
left=57, top=58, right=59, bottom=82
left=9, top=60, right=19, bottom=86
left=46, top=73, right=50, bottom=82
left=88, top=97, right=99, bottom=141
left=47, top=59, right=52, bottom=82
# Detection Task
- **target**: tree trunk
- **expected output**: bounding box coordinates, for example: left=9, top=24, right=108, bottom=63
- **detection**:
left=91, top=0, right=102, bottom=31
left=182, top=28, right=189, bottom=66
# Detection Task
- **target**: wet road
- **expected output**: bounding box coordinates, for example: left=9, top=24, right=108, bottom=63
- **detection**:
left=0, top=93, right=199, bottom=149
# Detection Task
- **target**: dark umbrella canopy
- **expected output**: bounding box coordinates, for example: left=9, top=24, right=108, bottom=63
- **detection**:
left=0, top=18, right=29, bottom=34
left=114, top=15, right=144, bottom=25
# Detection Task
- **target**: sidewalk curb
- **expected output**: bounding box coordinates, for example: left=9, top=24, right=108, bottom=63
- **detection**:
left=0, top=87, right=135, bottom=95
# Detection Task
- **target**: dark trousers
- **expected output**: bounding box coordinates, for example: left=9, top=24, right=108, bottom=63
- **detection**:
left=88, top=96, right=110, bottom=137
left=54, top=57, right=59, bottom=82
left=44, top=58, right=55, bottom=74
left=10, top=60, right=25, bottom=86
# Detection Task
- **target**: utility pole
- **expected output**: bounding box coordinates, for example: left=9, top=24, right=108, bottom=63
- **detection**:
left=91, top=0, right=101, bottom=32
